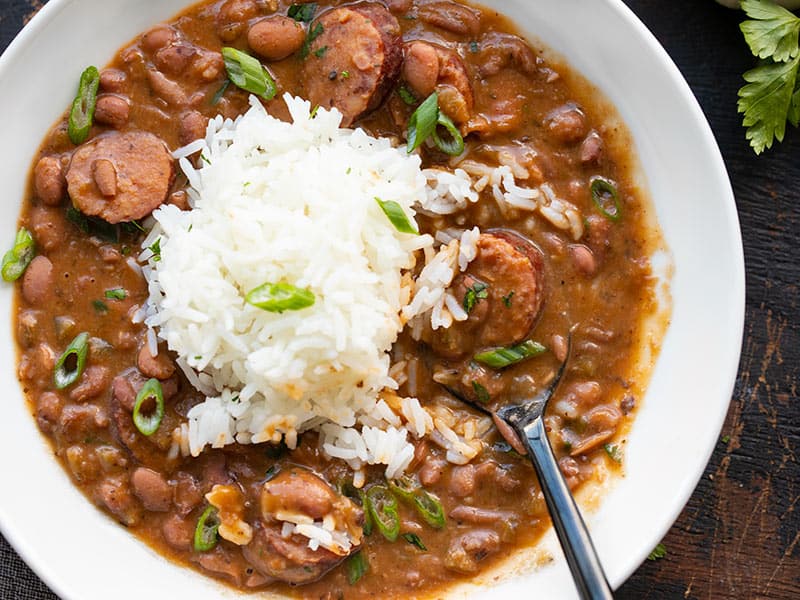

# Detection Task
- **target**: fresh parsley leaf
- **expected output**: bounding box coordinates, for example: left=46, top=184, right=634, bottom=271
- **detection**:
left=738, top=55, right=800, bottom=154
left=741, top=0, right=800, bottom=62
left=471, top=380, right=490, bottom=403
left=402, top=532, right=427, bottom=551
left=502, top=290, right=515, bottom=307
left=397, top=85, right=417, bottom=106
left=647, top=543, right=667, bottom=561
left=301, top=22, right=324, bottom=58
left=148, top=237, right=163, bottom=262
left=288, top=3, right=317, bottom=23
left=314, top=45, right=328, bottom=58
left=346, top=551, right=368, bottom=584
left=92, top=299, right=108, bottom=313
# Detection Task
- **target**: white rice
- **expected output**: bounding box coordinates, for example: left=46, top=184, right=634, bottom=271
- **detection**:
left=143, top=93, right=579, bottom=508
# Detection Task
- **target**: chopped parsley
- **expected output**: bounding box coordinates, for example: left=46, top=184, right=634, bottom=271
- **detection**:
left=603, top=443, right=622, bottom=463
left=737, top=0, right=800, bottom=153
left=92, top=299, right=108, bottom=313
left=200, top=154, right=211, bottom=165
left=148, top=237, right=162, bottom=262
left=647, top=543, right=667, bottom=561
left=402, top=532, right=427, bottom=551
left=502, top=290, right=515, bottom=307
left=211, top=79, right=230, bottom=105
left=721, top=434, right=731, bottom=444
left=288, top=2, right=317, bottom=23
left=341, top=70, right=350, bottom=79
left=315, top=45, right=329, bottom=58
left=469, top=40, right=479, bottom=53
left=301, top=22, right=324, bottom=58
left=462, top=281, right=488, bottom=313
left=471, top=380, right=490, bottom=403
left=120, top=245, right=131, bottom=256
left=104, top=288, right=126, bottom=300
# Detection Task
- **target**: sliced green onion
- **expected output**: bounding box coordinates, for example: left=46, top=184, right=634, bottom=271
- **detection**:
left=222, top=47, right=277, bottom=100
left=53, top=332, right=89, bottom=389
left=346, top=550, right=368, bottom=584
left=407, top=92, right=439, bottom=153
left=193, top=505, right=220, bottom=552
left=365, top=484, right=400, bottom=542
left=132, top=378, right=164, bottom=436
left=402, top=532, right=427, bottom=550
left=68, top=66, right=100, bottom=145
left=1, top=227, right=35, bottom=282
left=388, top=476, right=445, bottom=529
left=471, top=380, right=490, bottom=403
left=358, top=490, right=374, bottom=536
left=288, top=2, right=317, bottom=23
left=603, top=443, right=622, bottom=463
left=474, top=340, right=547, bottom=369
left=375, top=198, right=418, bottom=234
left=411, top=488, right=445, bottom=529
left=432, top=110, right=464, bottom=156
left=590, top=177, right=621, bottom=222
left=104, top=287, right=126, bottom=300
left=397, top=85, right=417, bottom=106
left=245, top=282, right=315, bottom=313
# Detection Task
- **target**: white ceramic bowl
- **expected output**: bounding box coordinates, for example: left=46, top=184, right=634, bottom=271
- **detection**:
left=0, top=1, right=744, bottom=598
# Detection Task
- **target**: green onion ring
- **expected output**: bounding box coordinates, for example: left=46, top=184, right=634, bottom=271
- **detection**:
left=346, top=550, right=368, bottom=584
left=590, top=177, right=622, bottom=222
left=474, top=340, right=547, bottom=369
left=245, top=282, right=315, bottom=313
left=389, top=476, right=446, bottom=529
left=132, top=378, right=165, bottom=436
left=432, top=110, right=465, bottom=156
left=365, top=484, right=400, bottom=542
left=375, top=197, right=419, bottom=234
left=68, top=66, right=100, bottom=145
left=407, top=92, right=439, bottom=153
left=1, top=227, right=35, bottom=282
left=193, top=505, right=220, bottom=552
left=53, top=332, right=90, bottom=390
left=222, top=47, right=277, bottom=100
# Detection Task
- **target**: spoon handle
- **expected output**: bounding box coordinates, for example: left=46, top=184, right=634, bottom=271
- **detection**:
left=519, top=417, right=614, bottom=600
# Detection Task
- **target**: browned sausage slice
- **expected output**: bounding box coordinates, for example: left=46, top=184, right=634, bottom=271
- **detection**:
left=66, top=131, right=174, bottom=223
left=428, top=232, right=544, bottom=359
left=302, top=3, right=402, bottom=126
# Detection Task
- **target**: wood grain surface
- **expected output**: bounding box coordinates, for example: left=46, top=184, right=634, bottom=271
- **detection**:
left=0, top=0, right=797, bottom=598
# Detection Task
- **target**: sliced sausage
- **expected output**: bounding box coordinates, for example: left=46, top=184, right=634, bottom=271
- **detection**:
left=242, top=522, right=346, bottom=584
left=428, top=232, right=544, bottom=358
left=474, top=32, right=538, bottom=77
left=33, top=155, right=66, bottom=206
left=261, top=468, right=336, bottom=521
left=247, top=16, right=306, bottom=61
left=417, top=0, right=481, bottom=36
left=302, top=3, right=402, bottom=126
left=22, top=256, right=53, bottom=306
left=65, top=131, right=174, bottom=223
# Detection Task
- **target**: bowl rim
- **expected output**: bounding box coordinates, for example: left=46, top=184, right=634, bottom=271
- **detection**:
left=0, top=0, right=745, bottom=598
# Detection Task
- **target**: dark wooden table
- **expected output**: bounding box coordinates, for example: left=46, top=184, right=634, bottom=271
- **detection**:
left=1, top=1, right=797, bottom=598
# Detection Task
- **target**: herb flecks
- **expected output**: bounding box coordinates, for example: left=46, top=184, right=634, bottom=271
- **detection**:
left=738, top=0, right=800, bottom=153
left=463, top=281, right=488, bottom=313
left=603, top=443, right=622, bottom=463
left=471, top=380, right=490, bottom=403
left=301, top=22, right=324, bottom=59
left=502, top=290, right=515, bottom=307
left=288, top=2, right=317, bottom=23
left=148, top=238, right=162, bottom=262
left=402, top=532, right=428, bottom=551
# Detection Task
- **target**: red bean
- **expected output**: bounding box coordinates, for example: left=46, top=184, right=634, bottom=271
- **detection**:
left=403, top=41, right=439, bottom=98
left=131, top=467, right=173, bottom=512
left=568, top=243, right=597, bottom=276
left=94, top=94, right=131, bottom=129
left=22, top=255, right=53, bottom=305
left=33, top=156, right=66, bottom=206
left=247, top=16, right=305, bottom=61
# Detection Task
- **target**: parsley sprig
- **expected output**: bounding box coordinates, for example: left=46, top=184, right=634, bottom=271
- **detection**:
left=738, top=0, right=800, bottom=153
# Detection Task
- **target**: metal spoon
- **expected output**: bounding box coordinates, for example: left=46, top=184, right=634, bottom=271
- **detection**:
left=496, top=335, right=614, bottom=600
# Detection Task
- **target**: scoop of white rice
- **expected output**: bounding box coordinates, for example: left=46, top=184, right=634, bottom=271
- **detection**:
left=140, top=95, right=483, bottom=473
